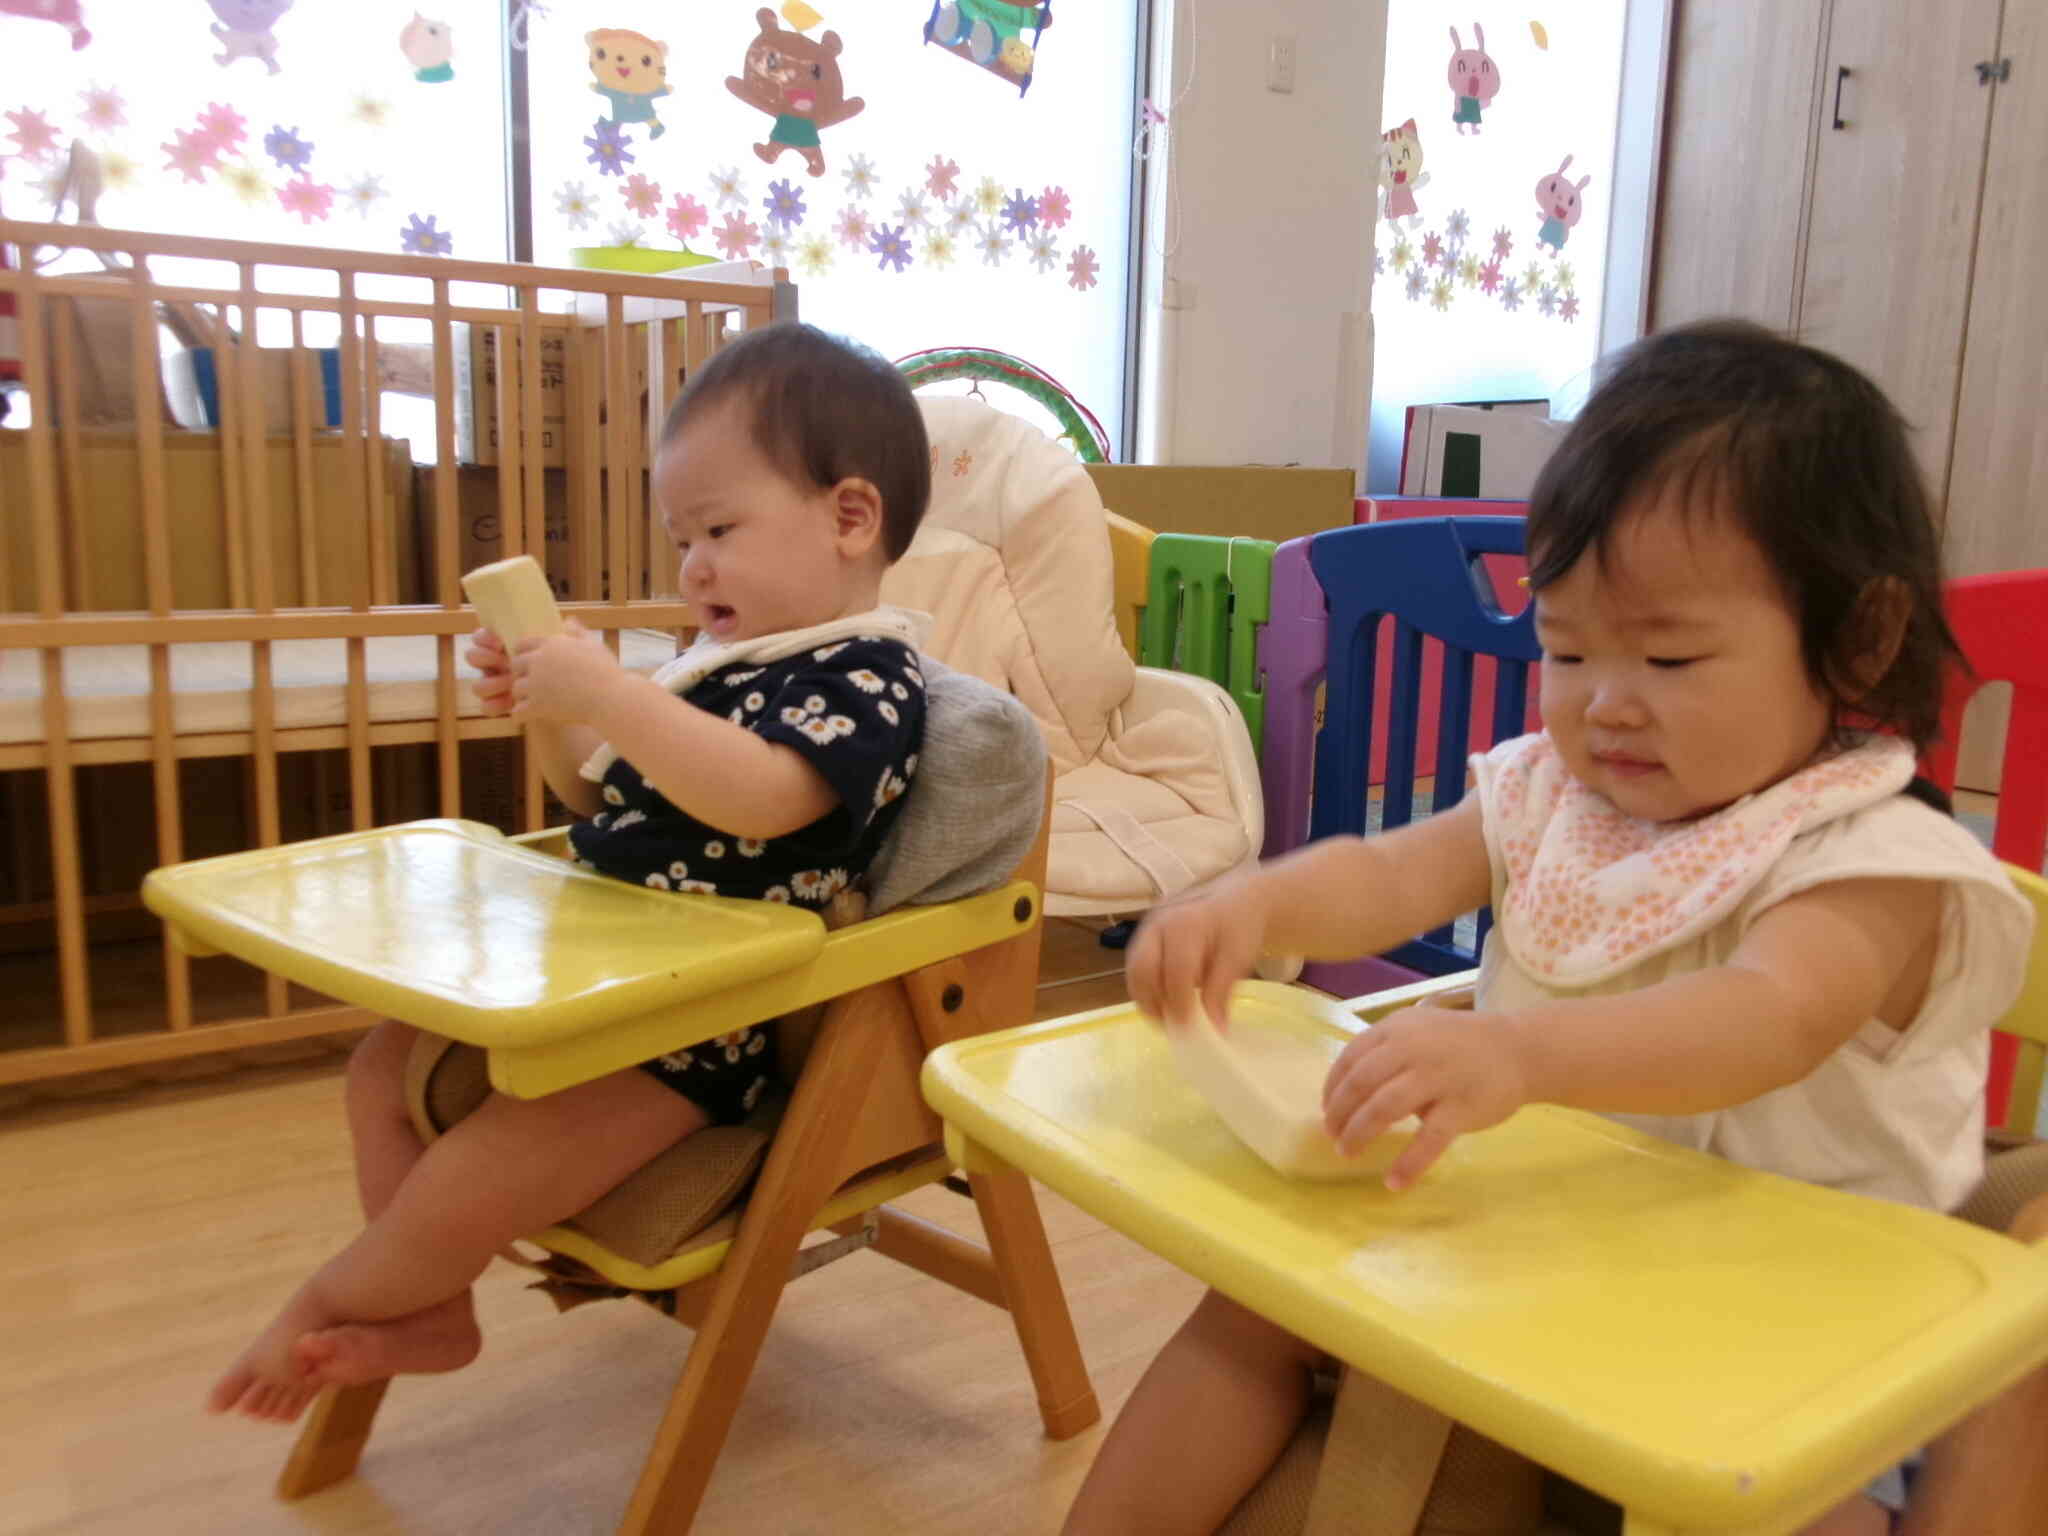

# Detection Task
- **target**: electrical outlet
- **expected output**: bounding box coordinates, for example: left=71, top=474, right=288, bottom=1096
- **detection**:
left=1267, top=34, right=1296, bottom=94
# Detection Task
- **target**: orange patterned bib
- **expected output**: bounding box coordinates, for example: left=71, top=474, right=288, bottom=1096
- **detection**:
left=1480, top=732, right=1916, bottom=987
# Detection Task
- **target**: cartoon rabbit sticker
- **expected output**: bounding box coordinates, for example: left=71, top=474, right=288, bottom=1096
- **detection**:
left=1535, top=154, right=1591, bottom=252
left=1448, top=24, right=1500, bottom=133
left=1379, top=119, right=1429, bottom=229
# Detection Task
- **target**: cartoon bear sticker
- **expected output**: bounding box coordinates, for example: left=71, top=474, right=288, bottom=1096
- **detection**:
left=725, top=9, right=864, bottom=178
left=588, top=29, right=672, bottom=139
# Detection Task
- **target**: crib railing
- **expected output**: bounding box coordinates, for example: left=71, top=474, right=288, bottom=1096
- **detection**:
left=0, top=219, right=791, bottom=1085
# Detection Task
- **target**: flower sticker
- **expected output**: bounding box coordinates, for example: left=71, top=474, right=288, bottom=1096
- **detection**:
left=1067, top=245, right=1099, bottom=291
left=400, top=213, right=453, bottom=256
left=666, top=193, right=708, bottom=243
left=1038, top=185, right=1071, bottom=228
left=556, top=180, right=597, bottom=230
left=796, top=234, right=834, bottom=277
left=764, top=178, right=806, bottom=228
left=924, top=155, right=960, bottom=200
left=715, top=211, right=759, bottom=259
left=709, top=166, right=744, bottom=207
left=79, top=85, right=128, bottom=135
left=5, top=108, right=58, bottom=162
left=870, top=224, right=913, bottom=273
left=622, top=174, right=661, bottom=219
left=584, top=118, right=633, bottom=177
left=344, top=174, right=388, bottom=219
left=842, top=153, right=879, bottom=199
left=834, top=205, right=872, bottom=251
left=1001, top=188, right=1039, bottom=234
left=264, top=125, right=313, bottom=172
left=277, top=175, right=334, bottom=224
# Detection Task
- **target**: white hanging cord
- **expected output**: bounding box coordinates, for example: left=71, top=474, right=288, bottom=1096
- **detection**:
left=510, top=0, right=550, bottom=50
left=1135, top=0, right=1197, bottom=263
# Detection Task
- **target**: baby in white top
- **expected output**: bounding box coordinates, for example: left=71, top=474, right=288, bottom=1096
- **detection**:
left=1072, top=320, right=2033, bottom=1536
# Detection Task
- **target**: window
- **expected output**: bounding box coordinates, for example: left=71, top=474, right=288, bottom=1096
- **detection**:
left=1366, top=2, right=1631, bottom=489
left=523, top=2, right=1140, bottom=455
left=3, top=1, right=1141, bottom=455
left=0, top=2, right=511, bottom=263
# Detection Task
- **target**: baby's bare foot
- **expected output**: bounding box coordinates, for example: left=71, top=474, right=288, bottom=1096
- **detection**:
left=207, top=1289, right=334, bottom=1421
left=293, top=1292, right=482, bottom=1388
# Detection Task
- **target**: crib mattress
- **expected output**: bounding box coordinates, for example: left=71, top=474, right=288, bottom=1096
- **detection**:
left=0, top=629, right=679, bottom=744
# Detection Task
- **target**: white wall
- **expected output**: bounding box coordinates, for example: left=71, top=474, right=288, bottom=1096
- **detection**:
left=1135, top=0, right=1384, bottom=477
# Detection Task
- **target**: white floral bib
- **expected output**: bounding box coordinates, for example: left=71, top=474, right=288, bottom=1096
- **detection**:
left=1481, top=732, right=1916, bottom=987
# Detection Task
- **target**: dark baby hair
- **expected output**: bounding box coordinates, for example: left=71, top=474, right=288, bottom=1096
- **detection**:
left=660, top=322, right=931, bottom=561
left=1524, top=319, right=1962, bottom=753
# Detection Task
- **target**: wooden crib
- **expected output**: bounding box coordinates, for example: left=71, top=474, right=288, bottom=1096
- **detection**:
left=0, top=218, right=791, bottom=1088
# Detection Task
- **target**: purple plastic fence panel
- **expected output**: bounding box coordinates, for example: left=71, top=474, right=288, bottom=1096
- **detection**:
left=1257, top=538, right=1326, bottom=860
left=1258, top=537, right=1427, bottom=998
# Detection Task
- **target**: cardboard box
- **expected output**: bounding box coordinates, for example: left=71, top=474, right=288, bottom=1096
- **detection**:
left=1083, top=465, right=1357, bottom=543
left=454, top=319, right=573, bottom=468
left=0, top=430, right=422, bottom=611
left=1398, top=402, right=1568, bottom=499
left=165, top=346, right=342, bottom=432
left=423, top=463, right=658, bottom=604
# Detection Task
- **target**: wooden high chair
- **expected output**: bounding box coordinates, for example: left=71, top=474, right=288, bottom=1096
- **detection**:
left=141, top=670, right=1100, bottom=1533
left=923, top=866, right=2048, bottom=1536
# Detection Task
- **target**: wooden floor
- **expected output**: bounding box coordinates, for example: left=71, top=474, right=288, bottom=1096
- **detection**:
left=0, top=917, right=1193, bottom=1536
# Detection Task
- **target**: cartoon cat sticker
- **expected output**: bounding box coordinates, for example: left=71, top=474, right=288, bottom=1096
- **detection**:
left=1379, top=119, right=1429, bottom=229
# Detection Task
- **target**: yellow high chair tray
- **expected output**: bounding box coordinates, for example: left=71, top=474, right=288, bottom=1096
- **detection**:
left=923, top=987, right=2048, bottom=1534
left=142, top=819, right=1032, bottom=1098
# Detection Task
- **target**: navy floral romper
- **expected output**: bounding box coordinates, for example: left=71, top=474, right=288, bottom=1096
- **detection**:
left=569, top=637, right=926, bottom=1122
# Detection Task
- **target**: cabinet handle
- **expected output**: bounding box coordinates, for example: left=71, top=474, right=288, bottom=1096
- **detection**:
left=1975, top=58, right=2013, bottom=85
left=1833, top=65, right=1852, bottom=129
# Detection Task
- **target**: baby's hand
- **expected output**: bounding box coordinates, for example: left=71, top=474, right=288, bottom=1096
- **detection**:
left=1125, top=874, right=1268, bottom=1035
left=508, top=620, right=621, bottom=725
left=1321, top=1005, right=1531, bottom=1191
left=465, top=629, right=514, bottom=716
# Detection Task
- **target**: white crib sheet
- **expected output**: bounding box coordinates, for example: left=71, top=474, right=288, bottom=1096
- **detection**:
left=0, top=629, right=680, bottom=744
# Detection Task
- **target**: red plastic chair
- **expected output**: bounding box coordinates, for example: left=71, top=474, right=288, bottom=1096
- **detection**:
left=1924, top=569, right=2048, bottom=1131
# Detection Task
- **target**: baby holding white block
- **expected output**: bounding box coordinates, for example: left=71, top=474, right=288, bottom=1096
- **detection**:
left=1069, top=323, right=2033, bottom=1536
left=208, top=324, right=935, bottom=1424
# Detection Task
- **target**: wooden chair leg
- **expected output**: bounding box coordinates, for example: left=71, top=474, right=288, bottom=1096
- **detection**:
left=967, top=1167, right=1101, bottom=1439
left=276, top=1379, right=391, bottom=1500
left=615, top=982, right=895, bottom=1536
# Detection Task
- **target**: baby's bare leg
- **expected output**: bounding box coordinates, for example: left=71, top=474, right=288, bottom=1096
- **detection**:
left=345, top=1020, right=428, bottom=1219
left=209, top=1064, right=706, bottom=1422
left=1063, top=1288, right=1324, bottom=1535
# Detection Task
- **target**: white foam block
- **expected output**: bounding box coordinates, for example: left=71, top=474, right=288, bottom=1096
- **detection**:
left=1163, top=981, right=1417, bottom=1180
left=461, top=555, right=563, bottom=650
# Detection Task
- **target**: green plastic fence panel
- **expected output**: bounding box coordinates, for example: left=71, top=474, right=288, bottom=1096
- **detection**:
left=1138, top=534, right=1274, bottom=751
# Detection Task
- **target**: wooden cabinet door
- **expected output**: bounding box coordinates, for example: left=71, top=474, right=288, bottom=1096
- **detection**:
left=1945, top=6, right=2048, bottom=579
left=1796, top=0, right=2002, bottom=500
left=1941, top=5, right=2047, bottom=789
left=1650, top=0, right=1830, bottom=331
